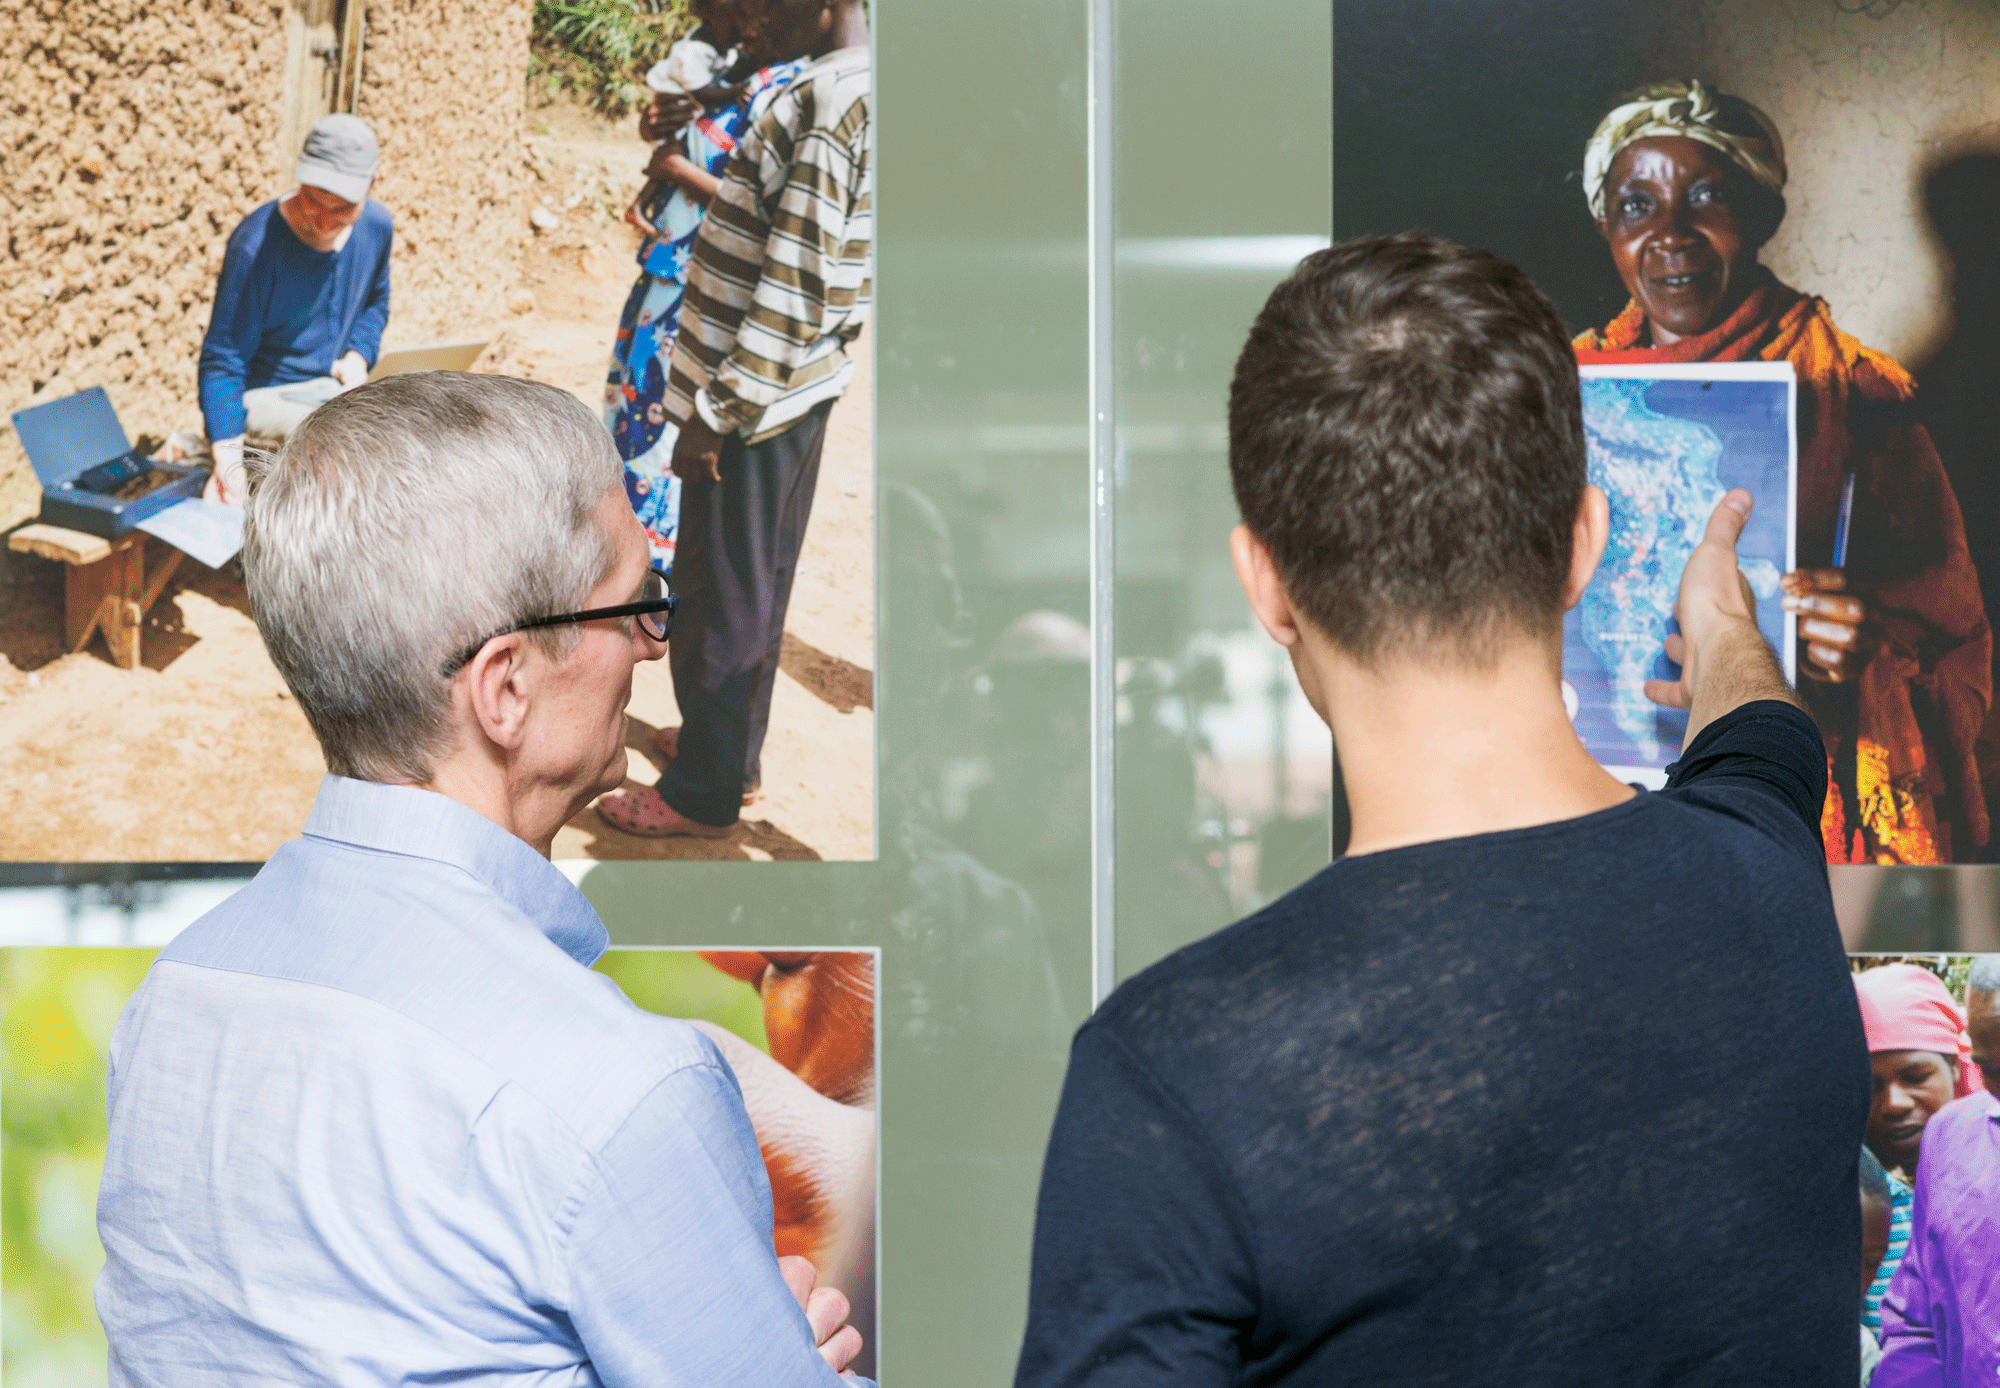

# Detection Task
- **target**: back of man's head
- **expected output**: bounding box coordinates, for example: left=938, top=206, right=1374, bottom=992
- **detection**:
left=244, top=372, right=623, bottom=785
left=1228, top=232, right=1585, bottom=665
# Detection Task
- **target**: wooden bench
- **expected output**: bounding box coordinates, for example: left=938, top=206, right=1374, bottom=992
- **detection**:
left=7, top=523, right=183, bottom=670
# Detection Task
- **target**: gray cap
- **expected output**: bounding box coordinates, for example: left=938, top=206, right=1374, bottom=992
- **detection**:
left=295, top=114, right=379, bottom=203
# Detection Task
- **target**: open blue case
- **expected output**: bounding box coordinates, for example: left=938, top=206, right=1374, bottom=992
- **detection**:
left=11, top=387, right=205, bottom=540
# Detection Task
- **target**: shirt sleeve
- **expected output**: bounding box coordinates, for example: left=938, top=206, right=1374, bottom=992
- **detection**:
left=1015, top=1021, right=1258, bottom=1388
left=564, top=1045, right=869, bottom=1388
left=1662, top=699, right=1827, bottom=862
left=1873, top=1152, right=1945, bottom=1388
left=700, top=116, right=862, bottom=432
left=197, top=219, right=268, bottom=442
left=345, top=209, right=392, bottom=367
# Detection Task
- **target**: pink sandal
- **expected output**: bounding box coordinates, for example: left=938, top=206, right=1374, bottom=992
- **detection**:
left=595, top=787, right=736, bottom=839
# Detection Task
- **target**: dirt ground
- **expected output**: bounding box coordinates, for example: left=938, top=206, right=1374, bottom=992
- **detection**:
left=0, top=101, right=875, bottom=863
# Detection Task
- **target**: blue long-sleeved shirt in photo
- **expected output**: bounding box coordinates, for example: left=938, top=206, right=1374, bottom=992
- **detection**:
left=196, top=197, right=393, bottom=441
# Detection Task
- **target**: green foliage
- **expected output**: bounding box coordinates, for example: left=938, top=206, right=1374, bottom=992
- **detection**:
left=2, top=948, right=159, bottom=1388
left=1850, top=954, right=1980, bottom=999
left=594, top=950, right=769, bottom=1051
left=0, top=946, right=763, bottom=1387
left=530, top=0, right=690, bottom=113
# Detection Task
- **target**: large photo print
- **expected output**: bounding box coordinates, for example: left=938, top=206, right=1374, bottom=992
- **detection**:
left=1336, top=0, right=2000, bottom=862
left=0, top=0, right=874, bottom=864
left=0, top=945, right=880, bottom=1384
left=1844, top=953, right=1996, bottom=1379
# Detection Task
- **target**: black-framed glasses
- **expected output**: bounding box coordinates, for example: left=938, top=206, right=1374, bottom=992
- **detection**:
left=440, top=566, right=676, bottom=678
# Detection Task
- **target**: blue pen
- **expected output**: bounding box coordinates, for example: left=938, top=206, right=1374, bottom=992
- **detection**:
left=1832, top=472, right=1856, bottom=569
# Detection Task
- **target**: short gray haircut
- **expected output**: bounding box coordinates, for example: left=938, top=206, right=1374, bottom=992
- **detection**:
left=1968, top=955, right=2000, bottom=1001
left=244, top=372, right=624, bottom=784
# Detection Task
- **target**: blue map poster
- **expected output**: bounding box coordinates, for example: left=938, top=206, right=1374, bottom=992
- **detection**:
left=1565, top=363, right=1797, bottom=787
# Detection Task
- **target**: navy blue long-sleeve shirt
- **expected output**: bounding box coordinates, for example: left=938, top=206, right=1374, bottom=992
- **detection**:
left=1017, top=701, right=1870, bottom=1387
left=196, top=198, right=392, bottom=441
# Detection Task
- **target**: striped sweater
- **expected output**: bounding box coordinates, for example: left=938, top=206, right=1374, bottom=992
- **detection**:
left=665, top=44, right=871, bottom=444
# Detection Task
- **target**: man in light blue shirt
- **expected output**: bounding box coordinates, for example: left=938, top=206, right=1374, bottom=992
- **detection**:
left=94, top=372, right=868, bottom=1385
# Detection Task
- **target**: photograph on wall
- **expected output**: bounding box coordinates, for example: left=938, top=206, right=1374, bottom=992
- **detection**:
left=1567, top=363, right=1797, bottom=785
left=1335, top=0, right=2000, bottom=863
left=0, top=945, right=878, bottom=1385
left=1834, top=867, right=2000, bottom=952
left=0, top=0, right=875, bottom=865
left=1846, top=953, right=1996, bottom=1376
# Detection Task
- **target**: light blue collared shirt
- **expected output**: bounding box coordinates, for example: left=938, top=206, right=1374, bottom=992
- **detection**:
left=95, top=776, right=864, bottom=1387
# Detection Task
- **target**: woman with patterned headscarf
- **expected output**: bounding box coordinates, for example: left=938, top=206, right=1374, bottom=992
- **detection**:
left=1575, top=81, right=1990, bottom=865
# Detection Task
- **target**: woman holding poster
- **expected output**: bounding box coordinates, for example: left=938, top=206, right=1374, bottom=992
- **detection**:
left=1573, top=81, right=1991, bottom=865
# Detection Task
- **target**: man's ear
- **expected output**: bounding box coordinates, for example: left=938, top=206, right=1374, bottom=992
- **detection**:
left=1230, top=525, right=1303, bottom=649
left=462, top=633, right=535, bottom=752
left=1563, top=483, right=1611, bottom=611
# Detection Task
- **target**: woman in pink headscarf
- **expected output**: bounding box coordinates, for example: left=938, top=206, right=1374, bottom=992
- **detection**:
left=1855, top=963, right=1983, bottom=1175
left=1851, top=961, right=1984, bottom=1332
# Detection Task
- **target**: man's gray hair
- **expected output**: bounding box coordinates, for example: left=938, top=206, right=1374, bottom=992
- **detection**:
left=1968, top=954, right=2000, bottom=1001
left=244, top=372, right=624, bottom=784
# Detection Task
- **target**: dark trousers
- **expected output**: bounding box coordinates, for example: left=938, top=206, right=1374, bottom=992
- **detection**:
left=656, top=401, right=834, bottom=826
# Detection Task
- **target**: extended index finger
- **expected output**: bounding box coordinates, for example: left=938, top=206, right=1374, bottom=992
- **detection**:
left=1702, top=489, right=1753, bottom=551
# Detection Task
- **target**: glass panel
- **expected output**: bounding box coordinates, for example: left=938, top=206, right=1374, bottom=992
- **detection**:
left=1110, top=0, right=1335, bottom=982
left=0, top=2, right=1094, bottom=1383
left=576, top=1, right=1095, bottom=1381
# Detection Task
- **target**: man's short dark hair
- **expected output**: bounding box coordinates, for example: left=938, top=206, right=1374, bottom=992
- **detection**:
left=1228, top=232, right=1586, bottom=664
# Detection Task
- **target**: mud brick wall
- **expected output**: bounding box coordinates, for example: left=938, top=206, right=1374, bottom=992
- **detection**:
left=359, top=0, right=532, bottom=350
left=0, top=0, right=533, bottom=531
left=1694, top=0, right=2000, bottom=371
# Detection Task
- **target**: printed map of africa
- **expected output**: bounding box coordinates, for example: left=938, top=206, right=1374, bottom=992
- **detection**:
left=1562, top=374, right=1792, bottom=776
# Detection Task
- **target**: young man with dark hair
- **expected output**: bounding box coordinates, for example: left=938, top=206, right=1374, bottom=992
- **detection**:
left=1015, top=233, right=1869, bottom=1386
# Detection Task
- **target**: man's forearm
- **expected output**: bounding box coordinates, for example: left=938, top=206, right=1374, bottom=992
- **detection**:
left=350, top=253, right=391, bottom=365
left=197, top=368, right=248, bottom=446
left=1685, top=618, right=1802, bottom=747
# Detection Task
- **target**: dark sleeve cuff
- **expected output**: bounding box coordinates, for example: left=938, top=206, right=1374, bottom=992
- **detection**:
left=1664, top=699, right=1827, bottom=839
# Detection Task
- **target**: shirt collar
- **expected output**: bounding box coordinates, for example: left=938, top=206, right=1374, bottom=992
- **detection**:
left=302, top=775, right=608, bottom=967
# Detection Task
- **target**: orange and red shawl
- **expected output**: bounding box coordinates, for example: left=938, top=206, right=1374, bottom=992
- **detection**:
left=1853, top=962, right=1985, bottom=1098
left=1576, top=271, right=1991, bottom=864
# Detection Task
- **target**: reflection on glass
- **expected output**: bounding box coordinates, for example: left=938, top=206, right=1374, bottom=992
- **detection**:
left=1110, top=0, right=1334, bottom=981
left=583, top=1, right=1097, bottom=1376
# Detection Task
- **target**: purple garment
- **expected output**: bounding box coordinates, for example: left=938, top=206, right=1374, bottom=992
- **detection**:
left=1875, top=1089, right=2000, bottom=1387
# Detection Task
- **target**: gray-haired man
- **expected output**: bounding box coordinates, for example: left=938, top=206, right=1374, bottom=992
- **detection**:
left=94, top=374, right=869, bottom=1385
